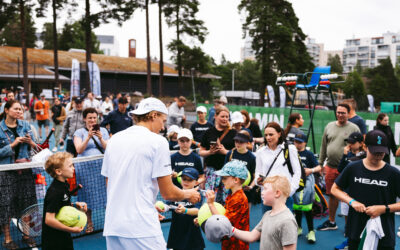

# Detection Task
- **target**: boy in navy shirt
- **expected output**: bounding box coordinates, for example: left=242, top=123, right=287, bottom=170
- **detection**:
left=171, top=128, right=205, bottom=185
left=167, top=168, right=205, bottom=250
left=190, top=106, right=213, bottom=146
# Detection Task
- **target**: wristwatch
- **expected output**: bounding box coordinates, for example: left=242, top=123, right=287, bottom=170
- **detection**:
left=385, top=205, right=390, bottom=214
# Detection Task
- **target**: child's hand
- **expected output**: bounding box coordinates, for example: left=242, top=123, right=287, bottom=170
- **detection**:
left=75, top=202, right=87, bottom=212
left=205, top=190, right=215, bottom=204
left=193, top=218, right=199, bottom=227
left=172, top=171, right=178, bottom=178
left=175, top=204, right=185, bottom=214
left=344, top=145, right=350, bottom=155
left=70, top=226, right=84, bottom=233
left=158, top=213, right=165, bottom=221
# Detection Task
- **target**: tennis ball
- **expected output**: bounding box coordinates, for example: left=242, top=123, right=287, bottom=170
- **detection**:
left=177, top=171, right=182, bottom=184
left=155, top=201, right=165, bottom=211
left=56, top=206, right=87, bottom=228
left=197, top=202, right=225, bottom=227
left=242, top=170, right=251, bottom=187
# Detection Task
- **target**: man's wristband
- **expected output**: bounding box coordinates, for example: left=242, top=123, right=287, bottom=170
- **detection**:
left=311, top=168, right=315, bottom=173
left=385, top=205, right=390, bottom=214
left=349, top=199, right=355, bottom=206
left=72, top=202, right=77, bottom=208
left=184, top=208, right=188, bottom=214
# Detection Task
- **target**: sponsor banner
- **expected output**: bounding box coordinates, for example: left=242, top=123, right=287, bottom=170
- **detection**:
left=70, top=59, right=80, bottom=99
left=88, top=61, right=101, bottom=96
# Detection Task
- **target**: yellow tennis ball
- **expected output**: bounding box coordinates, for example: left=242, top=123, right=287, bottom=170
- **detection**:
left=56, top=206, right=87, bottom=228
left=242, top=170, right=251, bottom=187
left=155, top=201, right=165, bottom=210
left=177, top=171, right=182, bottom=184
left=197, top=202, right=226, bottom=227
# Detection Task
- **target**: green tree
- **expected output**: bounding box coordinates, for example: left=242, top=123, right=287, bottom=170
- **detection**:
left=343, top=71, right=367, bottom=110
left=236, top=60, right=262, bottom=91
left=58, top=21, right=102, bottom=53
left=211, top=57, right=239, bottom=90
left=163, top=0, right=208, bottom=91
left=238, top=0, right=314, bottom=106
left=327, top=54, right=343, bottom=74
left=367, top=74, right=389, bottom=106
left=40, top=23, right=55, bottom=50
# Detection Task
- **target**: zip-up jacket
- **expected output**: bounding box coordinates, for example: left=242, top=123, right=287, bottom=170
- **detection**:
left=61, top=109, right=85, bottom=140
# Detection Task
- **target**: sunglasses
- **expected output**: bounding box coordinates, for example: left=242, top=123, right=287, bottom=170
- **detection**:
left=336, top=112, right=347, bottom=115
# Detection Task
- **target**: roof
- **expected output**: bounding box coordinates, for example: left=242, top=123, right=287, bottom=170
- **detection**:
left=0, top=46, right=178, bottom=81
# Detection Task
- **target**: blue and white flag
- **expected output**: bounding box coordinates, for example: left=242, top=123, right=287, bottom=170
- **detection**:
left=70, top=59, right=80, bottom=100
left=88, top=61, right=101, bottom=96
left=279, top=86, right=286, bottom=108
left=267, top=85, right=276, bottom=107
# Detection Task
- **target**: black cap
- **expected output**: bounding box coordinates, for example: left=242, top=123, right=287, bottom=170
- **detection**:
left=345, top=132, right=363, bottom=144
left=294, top=132, right=307, bottom=143
left=365, top=130, right=388, bottom=154
left=119, top=97, right=128, bottom=104
left=233, top=133, right=250, bottom=143
left=75, top=97, right=83, bottom=104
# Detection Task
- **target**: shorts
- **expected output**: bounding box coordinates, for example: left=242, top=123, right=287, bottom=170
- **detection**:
left=324, top=166, right=339, bottom=195
left=37, top=119, right=49, bottom=127
left=106, top=235, right=166, bottom=250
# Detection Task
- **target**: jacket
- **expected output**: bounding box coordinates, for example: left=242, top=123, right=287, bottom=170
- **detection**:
left=0, top=119, right=34, bottom=164
left=61, top=109, right=85, bottom=140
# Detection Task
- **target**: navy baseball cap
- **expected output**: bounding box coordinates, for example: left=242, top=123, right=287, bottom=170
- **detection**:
left=181, top=167, right=199, bottom=180
left=365, top=130, right=388, bottom=154
left=75, top=97, right=83, bottom=104
left=345, top=132, right=363, bottom=144
left=294, top=132, right=307, bottom=143
left=233, top=133, right=250, bottom=143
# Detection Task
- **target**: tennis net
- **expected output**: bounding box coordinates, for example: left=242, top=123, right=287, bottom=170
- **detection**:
left=0, top=154, right=176, bottom=250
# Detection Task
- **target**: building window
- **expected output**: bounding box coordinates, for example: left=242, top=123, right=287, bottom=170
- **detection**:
left=396, top=46, right=400, bottom=57
left=392, top=36, right=400, bottom=43
left=371, top=38, right=384, bottom=45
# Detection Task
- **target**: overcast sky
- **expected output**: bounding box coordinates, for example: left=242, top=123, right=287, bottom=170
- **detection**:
left=34, top=0, right=400, bottom=64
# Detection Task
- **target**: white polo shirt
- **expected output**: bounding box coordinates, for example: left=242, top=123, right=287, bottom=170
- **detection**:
left=101, top=125, right=172, bottom=238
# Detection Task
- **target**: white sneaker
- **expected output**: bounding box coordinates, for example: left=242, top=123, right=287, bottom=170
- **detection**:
left=59, top=145, right=64, bottom=150
left=52, top=147, right=58, bottom=152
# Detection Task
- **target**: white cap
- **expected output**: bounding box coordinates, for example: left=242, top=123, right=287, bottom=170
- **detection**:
left=231, top=111, right=244, bottom=124
left=177, top=128, right=193, bottom=140
left=219, top=96, right=228, bottom=104
left=196, top=106, right=207, bottom=114
left=96, top=95, right=102, bottom=99
left=130, top=97, right=168, bottom=115
left=167, top=125, right=180, bottom=136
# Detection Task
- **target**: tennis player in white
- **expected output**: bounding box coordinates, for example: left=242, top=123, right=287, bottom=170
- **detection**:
left=101, top=97, right=200, bottom=249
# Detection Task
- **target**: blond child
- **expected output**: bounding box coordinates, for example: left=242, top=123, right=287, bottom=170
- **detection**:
left=42, top=152, right=87, bottom=250
left=231, top=176, right=298, bottom=250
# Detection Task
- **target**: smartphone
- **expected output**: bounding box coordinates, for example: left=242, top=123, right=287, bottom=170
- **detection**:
left=92, top=124, right=100, bottom=131
left=210, top=141, right=217, bottom=147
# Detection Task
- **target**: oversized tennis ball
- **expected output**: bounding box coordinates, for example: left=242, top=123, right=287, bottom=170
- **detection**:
left=242, top=170, right=251, bottom=187
left=56, top=206, right=87, bottom=228
left=197, top=202, right=225, bottom=227
left=155, top=201, right=165, bottom=211
left=177, top=171, right=182, bottom=184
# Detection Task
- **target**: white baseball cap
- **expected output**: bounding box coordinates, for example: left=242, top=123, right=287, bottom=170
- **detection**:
left=219, top=96, right=228, bottom=104
left=177, top=128, right=193, bottom=140
left=167, top=125, right=181, bottom=136
left=130, top=97, right=168, bottom=115
left=231, top=111, right=244, bottom=124
left=196, top=106, right=207, bottom=114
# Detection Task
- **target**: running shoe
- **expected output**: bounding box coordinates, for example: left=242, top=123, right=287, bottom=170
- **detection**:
left=307, top=230, right=316, bottom=243
left=317, top=219, right=338, bottom=231
left=335, top=238, right=348, bottom=250
left=297, top=227, right=303, bottom=236
left=52, top=147, right=58, bottom=152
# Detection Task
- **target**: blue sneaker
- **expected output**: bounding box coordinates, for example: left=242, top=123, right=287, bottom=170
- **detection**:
left=317, top=219, right=338, bottom=231
left=334, top=238, right=348, bottom=250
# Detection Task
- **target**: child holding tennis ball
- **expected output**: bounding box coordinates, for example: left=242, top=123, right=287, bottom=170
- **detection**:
left=166, top=167, right=205, bottom=250
left=206, top=160, right=249, bottom=250
left=42, top=152, right=87, bottom=250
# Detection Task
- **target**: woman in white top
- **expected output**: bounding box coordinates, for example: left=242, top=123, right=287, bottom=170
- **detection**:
left=101, top=96, right=113, bottom=116
left=255, top=122, right=301, bottom=213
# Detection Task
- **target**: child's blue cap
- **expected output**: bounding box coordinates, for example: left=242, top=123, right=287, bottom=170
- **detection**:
left=181, top=167, right=199, bottom=180
left=215, top=160, right=248, bottom=180
left=294, top=132, right=307, bottom=143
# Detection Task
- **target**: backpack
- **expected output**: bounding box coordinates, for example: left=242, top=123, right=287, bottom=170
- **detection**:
left=293, top=174, right=315, bottom=211
left=283, top=142, right=307, bottom=192
left=312, top=183, right=329, bottom=218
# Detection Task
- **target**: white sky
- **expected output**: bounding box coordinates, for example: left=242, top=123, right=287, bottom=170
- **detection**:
left=34, top=0, right=400, bottom=64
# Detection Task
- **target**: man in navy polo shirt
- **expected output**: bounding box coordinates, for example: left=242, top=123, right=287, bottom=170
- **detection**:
left=101, top=96, right=133, bottom=135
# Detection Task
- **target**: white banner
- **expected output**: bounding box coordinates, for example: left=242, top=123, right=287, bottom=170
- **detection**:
left=70, top=59, right=80, bottom=99
left=88, top=61, right=101, bottom=96
left=279, top=86, right=286, bottom=108
left=267, top=85, right=276, bottom=107
left=367, top=94, right=374, bottom=112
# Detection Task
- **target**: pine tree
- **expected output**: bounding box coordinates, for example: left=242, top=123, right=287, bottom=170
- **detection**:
left=58, top=21, right=101, bottom=53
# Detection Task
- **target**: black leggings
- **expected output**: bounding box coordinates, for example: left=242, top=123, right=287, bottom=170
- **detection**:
left=294, top=210, right=314, bottom=232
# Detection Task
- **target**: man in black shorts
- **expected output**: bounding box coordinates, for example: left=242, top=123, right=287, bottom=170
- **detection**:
left=332, top=130, right=400, bottom=250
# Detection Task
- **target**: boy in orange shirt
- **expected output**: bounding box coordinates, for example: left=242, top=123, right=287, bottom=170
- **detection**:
left=34, top=93, right=50, bottom=139
left=206, top=160, right=249, bottom=250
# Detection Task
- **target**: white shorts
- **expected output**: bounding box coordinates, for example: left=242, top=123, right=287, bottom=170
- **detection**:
left=340, top=201, right=349, bottom=216
left=106, top=235, right=166, bottom=250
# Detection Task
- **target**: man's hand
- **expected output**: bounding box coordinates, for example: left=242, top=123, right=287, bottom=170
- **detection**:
left=344, top=145, right=350, bottom=155
left=366, top=205, right=386, bottom=218
left=172, top=171, right=178, bottom=179
left=158, top=214, right=165, bottom=221
left=351, top=201, right=366, bottom=213
left=70, top=226, right=84, bottom=233
left=184, top=187, right=201, bottom=204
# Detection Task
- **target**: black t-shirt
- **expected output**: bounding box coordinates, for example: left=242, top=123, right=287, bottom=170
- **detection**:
left=248, top=122, right=262, bottom=138
left=298, top=149, right=319, bottom=169
left=166, top=197, right=205, bottom=249
left=335, top=161, right=400, bottom=247
left=224, top=149, right=256, bottom=182
left=51, top=105, right=62, bottom=124
left=190, top=121, right=213, bottom=143
left=201, top=127, right=236, bottom=170
left=7, top=126, right=20, bottom=159
left=171, top=151, right=204, bottom=188
left=169, top=140, right=179, bottom=151
left=42, top=179, right=73, bottom=250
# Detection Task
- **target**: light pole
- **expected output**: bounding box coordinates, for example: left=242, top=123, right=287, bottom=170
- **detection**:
left=232, top=69, right=236, bottom=91
left=191, top=68, right=197, bottom=106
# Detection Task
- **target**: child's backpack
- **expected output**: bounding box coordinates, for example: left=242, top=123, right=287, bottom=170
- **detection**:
left=312, top=183, right=329, bottom=218
left=293, top=173, right=315, bottom=211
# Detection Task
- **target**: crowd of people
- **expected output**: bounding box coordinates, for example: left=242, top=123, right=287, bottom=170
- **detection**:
left=1, top=88, right=400, bottom=250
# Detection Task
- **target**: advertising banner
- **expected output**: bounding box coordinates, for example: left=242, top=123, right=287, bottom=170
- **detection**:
left=70, top=59, right=80, bottom=99
left=88, top=61, right=101, bottom=96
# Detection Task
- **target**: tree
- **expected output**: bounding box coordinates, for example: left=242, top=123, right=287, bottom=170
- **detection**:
left=157, top=0, right=164, bottom=96
left=327, top=54, right=343, bottom=74
left=238, top=0, right=313, bottom=106
left=58, top=21, right=102, bottom=53
left=236, top=60, right=262, bottom=91
left=163, top=0, right=208, bottom=91
left=40, top=22, right=55, bottom=49
left=343, top=71, right=367, bottom=110
left=0, top=7, right=37, bottom=48
left=145, top=0, right=152, bottom=95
